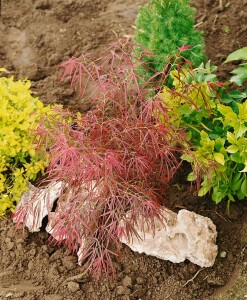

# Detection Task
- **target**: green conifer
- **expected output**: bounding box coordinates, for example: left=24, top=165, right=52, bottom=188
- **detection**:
left=134, top=0, right=206, bottom=77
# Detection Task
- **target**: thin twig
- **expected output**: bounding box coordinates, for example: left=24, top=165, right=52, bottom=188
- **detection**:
left=165, top=268, right=205, bottom=299
left=182, top=268, right=205, bottom=287
left=194, top=21, right=203, bottom=28
left=203, top=210, right=229, bottom=222
left=111, top=30, right=119, bottom=39
left=219, top=0, right=223, bottom=11
left=165, top=290, right=177, bottom=299
left=213, top=211, right=229, bottom=222
left=63, top=269, right=89, bottom=284
left=213, top=15, right=218, bottom=26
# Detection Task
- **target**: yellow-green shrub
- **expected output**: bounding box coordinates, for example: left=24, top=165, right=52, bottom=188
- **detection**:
left=0, top=70, right=50, bottom=216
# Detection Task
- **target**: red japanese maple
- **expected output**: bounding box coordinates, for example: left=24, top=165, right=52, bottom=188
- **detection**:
left=15, top=40, right=188, bottom=279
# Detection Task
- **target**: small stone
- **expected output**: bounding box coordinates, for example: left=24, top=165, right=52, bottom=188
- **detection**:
left=62, top=256, right=77, bottom=270
left=154, top=271, right=161, bottom=278
left=49, top=265, right=59, bottom=276
left=48, top=54, right=61, bottom=66
left=7, top=228, right=14, bottom=238
left=6, top=241, right=14, bottom=251
left=99, top=285, right=106, bottom=292
left=16, top=238, right=25, bottom=244
left=28, top=248, right=37, bottom=256
left=207, top=274, right=225, bottom=286
left=5, top=237, right=11, bottom=243
left=136, top=277, right=144, bottom=284
left=44, top=295, right=63, bottom=300
left=227, top=252, right=234, bottom=262
left=122, top=276, right=132, bottom=287
left=58, top=266, right=66, bottom=273
left=191, top=283, right=199, bottom=290
left=28, top=261, right=34, bottom=270
left=109, top=282, right=116, bottom=290
left=16, top=244, right=24, bottom=251
left=67, top=281, right=80, bottom=292
left=49, top=249, right=63, bottom=262
left=116, top=286, right=126, bottom=295
left=124, top=266, right=131, bottom=274
left=5, top=293, right=13, bottom=298
left=87, top=286, right=94, bottom=293
left=132, top=285, right=146, bottom=298
left=22, top=63, right=39, bottom=81
left=151, top=276, right=158, bottom=284
left=35, top=0, right=51, bottom=9
left=118, top=8, right=137, bottom=21
left=13, top=292, right=25, bottom=298
left=64, top=0, right=75, bottom=8
left=187, top=264, right=198, bottom=275
left=220, top=251, right=227, bottom=258
left=166, top=264, right=173, bottom=275
left=41, top=245, right=49, bottom=253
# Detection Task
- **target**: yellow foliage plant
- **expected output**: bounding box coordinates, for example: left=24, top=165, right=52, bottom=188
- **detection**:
left=0, top=69, right=51, bottom=217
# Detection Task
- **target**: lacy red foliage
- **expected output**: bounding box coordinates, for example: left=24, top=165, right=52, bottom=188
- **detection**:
left=17, top=40, right=188, bottom=279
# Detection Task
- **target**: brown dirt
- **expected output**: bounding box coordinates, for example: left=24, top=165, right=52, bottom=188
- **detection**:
left=0, top=0, right=247, bottom=299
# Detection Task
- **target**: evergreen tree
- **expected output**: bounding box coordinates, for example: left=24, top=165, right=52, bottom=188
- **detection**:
left=134, top=0, right=206, bottom=77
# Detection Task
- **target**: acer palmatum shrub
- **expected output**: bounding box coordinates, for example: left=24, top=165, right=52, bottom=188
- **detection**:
left=14, top=41, right=188, bottom=279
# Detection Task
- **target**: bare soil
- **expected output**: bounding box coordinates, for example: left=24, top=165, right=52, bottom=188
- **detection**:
left=0, top=0, right=247, bottom=299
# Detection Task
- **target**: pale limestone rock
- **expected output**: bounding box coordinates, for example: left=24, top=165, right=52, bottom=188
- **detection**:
left=14, top=180, right=217, bottom=268
left=120, top=208, right=218, bottom=267
left=13, top=181, right=64, bottom=232
left=46, top=180, right=100, bottom=241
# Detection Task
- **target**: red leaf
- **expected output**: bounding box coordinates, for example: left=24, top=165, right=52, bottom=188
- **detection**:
left=178, top=44, right=191, bottom=52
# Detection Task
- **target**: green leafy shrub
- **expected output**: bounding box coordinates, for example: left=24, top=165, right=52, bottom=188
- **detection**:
left=224, top=47, right=247, bottom=86
left=134, top=0, right=206, bottom=78
left=157, top=50, right=247, bottom=208
left=0, top=70, right=51, bottom=216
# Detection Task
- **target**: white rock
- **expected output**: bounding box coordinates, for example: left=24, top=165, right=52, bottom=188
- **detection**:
left=120, top=208, right=218, bottom=267
left=14, top=180, right=218, bottom=268
left=46, top=180, right=100, bottom=242
left=13, top=181, right=64, bottom=232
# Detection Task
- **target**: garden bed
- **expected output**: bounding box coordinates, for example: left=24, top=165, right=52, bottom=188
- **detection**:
left=0, top=0, right=246, bottom=299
